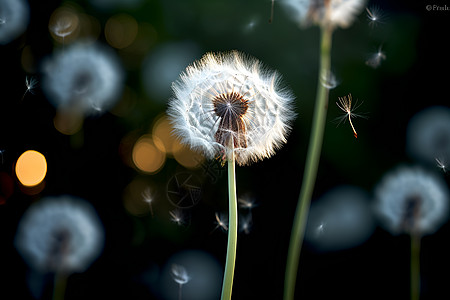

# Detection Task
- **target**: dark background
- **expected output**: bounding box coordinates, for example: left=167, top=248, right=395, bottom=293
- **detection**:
left=1, top=0, right=449, bottom=299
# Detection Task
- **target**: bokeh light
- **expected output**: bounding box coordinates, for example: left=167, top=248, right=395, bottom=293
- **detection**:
left=15, top=150, right=48, bottom=187
left=141, top=41, right=201, bottom=102
left=105, top=13, right=138, bottom=49
left=48, top=6, right=80, bottom=44
left=53, top=109, right=84, bottom=135
left=132, top=135, right=166, bottom=174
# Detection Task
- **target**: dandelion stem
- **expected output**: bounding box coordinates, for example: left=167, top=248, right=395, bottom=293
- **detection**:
left=284, top=25, right=333, bottom=300
left=52, top=272, right=67, bottom=300
left=410, top=233, right=421, bottom=300
left=221, top=148, right=238, bottom=300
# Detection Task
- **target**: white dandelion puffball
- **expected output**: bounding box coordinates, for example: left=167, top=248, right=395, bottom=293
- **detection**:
left=280, top=0, right=366, bottom=29
left=15, top=196, right=104, bottom=274
left=374, top=166, right=449, bottom=236
left=406, top=106, right=450, bottom=167
left=42, top=41, right=124, bottom=115
left=305, top=185, right=375, bottom=252
left=0, top=0, right=30, bottom=44
left=167, top=51, right=296, bottom=166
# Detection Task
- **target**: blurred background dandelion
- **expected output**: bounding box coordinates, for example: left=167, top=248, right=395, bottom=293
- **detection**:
left=0, top=0, right=449, bottom=299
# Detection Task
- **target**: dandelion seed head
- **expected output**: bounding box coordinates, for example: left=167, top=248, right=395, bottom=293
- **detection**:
left=406, top=106, right=450, bottom=167
left=374, top=166, right=449, bottom=236
left=280, top=0, right=367, bottom=29
left=42, top=41, right=124, bottom=116
left=0, top=0, right=29, bottom=45
left=14, top=196, right=104, bottom=274
left=167, top=51, right=296, bottom=166
left=305, top=185, right=375, bottom=252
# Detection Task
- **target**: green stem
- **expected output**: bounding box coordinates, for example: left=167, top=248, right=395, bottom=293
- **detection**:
left=221, top=150, right=238, bottom=300
left=52, top=272, right=67, bottom=300
left=284, top=25, right=333, bottom=300
left=410, top=234, right=421, bottom=300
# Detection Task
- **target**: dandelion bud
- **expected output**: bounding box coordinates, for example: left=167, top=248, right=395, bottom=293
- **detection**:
left=167, top=51, right=296, bottom=166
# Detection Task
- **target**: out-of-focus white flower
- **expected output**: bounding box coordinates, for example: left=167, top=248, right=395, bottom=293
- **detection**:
left=167, top=51, right=296, bottom=166
left=374, top=166, right=449, bottom=236
left=15, top=196, right=104, bottom=274
left=305, top=185, right=375, bottom=252
left=41, top=41, right=124, bottom=115
left=406, top=106, right=450, bottom=168
left=141, top=41, right=201, bottom=102
left=0, top=0, right=29, bottom=44
left=280, top=0, right=367, bottom=29
left=171, top=264, right=190, bottom=285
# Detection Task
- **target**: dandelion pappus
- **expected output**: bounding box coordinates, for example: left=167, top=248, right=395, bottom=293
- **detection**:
left=335, top=94, right=367, bottom=139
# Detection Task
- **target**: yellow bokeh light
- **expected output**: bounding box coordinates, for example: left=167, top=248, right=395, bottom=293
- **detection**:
left=105, top=14, right=138, bottom=49
left=15, top=150, right=48, bottom=187
left=173, top=141, right=204, bottom=169
left=152, top=114, right=178, bottom=155
left=49, top=6, right=80, bottom=44
left=132, top=135, right=165, bottom=174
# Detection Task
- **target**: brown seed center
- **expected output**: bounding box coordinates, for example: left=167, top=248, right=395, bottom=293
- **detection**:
left=212, top=92, right=249, bottom=149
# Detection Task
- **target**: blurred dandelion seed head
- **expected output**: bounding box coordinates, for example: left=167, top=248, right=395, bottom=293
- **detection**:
left=14, top=196, right=104, bottom=274
left=406, top=106, right=450, bottom=168
left=305, top=186, right=375, bottom=252
left=167, top=50, right=296, bottom=166
left=0, top=0, right=29, bottom=45
left=280, top=0, right=367, bottom=29
left=374, top=166, right=449, bottom=236
left=42, top=41, right=124, bottom=116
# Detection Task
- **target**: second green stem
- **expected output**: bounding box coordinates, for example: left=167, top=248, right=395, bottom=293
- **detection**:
left=284, top=25, right=333, bottom=300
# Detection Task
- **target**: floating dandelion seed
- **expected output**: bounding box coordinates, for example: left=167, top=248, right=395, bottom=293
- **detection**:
left=365, top=5, right=385, bottom=27
left=142, top=187, right=155, bottom=217
left=169, top=209, right=185, bottom=226
left=239, top=214, right=253, bottom=234
left=435, top=157, right=448, bottom=173
left=320, top=70, right=339, bottom=89
left=21, top=76, right=38, bottom=101
left=213, top=212, right=228, bottom=232
left=238, top=196, right=258, bottom=210
left=167, top=51, right=295, bottom=166
left=366, top=45, right=386, bottom=69
left=335, top=94, right=366, bottom=138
